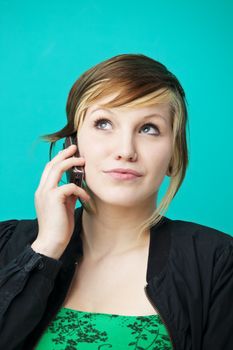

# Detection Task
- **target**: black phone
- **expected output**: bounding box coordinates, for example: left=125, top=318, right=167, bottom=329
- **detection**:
left=62, top=133, right=85, bottom=188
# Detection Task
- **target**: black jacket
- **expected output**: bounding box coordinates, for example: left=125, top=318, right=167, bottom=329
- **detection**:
left=0, top=206, right=232, bottom=350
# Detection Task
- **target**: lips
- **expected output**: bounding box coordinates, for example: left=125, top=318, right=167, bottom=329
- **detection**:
left=104, top=168, right=142, bottom=177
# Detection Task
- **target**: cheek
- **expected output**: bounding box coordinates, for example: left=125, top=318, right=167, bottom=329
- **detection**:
left=81, top=145, right=105, bottom=181
left=83, top=145, right=105, bottom=167
left=78, top=128, right=107, bottom=158
left=78, top=136, right=106, bottom=183
left=143, top=145, right=172, bottom=191
left=147, top=142, right=172, bottom=171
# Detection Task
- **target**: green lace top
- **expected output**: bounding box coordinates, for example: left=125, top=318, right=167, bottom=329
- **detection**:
left=35, top=307, right=172, bottom=349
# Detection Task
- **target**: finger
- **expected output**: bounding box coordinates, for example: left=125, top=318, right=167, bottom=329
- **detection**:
left=55, top=144, right=77, bottom=160
left=38, top=145, right=84, bottom=189
left=41, top=157, right=86, bottom=190
left=56, top=183, right=90, bottom=202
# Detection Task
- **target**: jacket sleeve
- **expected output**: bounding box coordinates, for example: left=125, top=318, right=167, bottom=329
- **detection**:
left=0, top=219, right=63, bottom=349
left=202, top=239, right=233, bottom=349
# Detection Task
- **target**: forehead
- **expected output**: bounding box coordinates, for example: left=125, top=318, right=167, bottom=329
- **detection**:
left=86, top=93, right=172, bottom=120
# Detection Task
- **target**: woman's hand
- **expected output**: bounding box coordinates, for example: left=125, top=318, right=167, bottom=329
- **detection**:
left=31, top=144, right=90, bottom=259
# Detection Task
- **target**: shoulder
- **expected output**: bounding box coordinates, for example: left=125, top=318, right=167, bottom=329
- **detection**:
left=166, top=217, right=232, bottom=262
left=167, top=220, right=233, bottom=262
left=169, top=217, right=232, bottom=239
left=161, top=218, right=233, bottom=299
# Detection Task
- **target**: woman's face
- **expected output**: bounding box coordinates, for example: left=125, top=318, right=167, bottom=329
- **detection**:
left=77, top=94, right=173, bottom=208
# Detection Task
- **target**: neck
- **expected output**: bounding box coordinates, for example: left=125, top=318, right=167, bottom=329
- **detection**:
left=80, top=197, right=156, bottom=262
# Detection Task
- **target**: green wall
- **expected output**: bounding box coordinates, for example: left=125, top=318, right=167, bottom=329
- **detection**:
left=0, top=0, right=232, bottom=235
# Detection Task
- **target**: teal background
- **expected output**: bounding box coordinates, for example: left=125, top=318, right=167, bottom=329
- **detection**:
left=0, top=0, right=232, bottom=235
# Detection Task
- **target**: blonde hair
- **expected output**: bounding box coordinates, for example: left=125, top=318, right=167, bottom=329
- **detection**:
left=40, top=53, right=189, bottom=234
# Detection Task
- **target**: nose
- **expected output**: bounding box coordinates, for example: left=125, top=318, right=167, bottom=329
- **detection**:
left=114, top=134, right=138, bottom=162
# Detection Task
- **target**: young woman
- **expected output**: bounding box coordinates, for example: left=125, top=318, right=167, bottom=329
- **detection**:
left=0, top=54, right=232, bottom=350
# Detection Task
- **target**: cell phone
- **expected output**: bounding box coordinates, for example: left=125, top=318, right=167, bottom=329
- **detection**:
left=62, top=133, right=85, bottom=188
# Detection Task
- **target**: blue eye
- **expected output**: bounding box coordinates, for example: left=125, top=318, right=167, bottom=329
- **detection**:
left=93, top=118, right=111, bottom=129
left=141, top=123, right=160, bottom=135
left=94, top=118, right=160, bottom=135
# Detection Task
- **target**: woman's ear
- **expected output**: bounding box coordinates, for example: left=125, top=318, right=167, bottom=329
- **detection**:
left=166, top=164, right=173, bottom=177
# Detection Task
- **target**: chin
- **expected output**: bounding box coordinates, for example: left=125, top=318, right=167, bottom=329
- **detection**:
left=104, top=201, right=141, bottom=208
left=85, top=181, right=153, bottom=207
left=92, top=192, right=144, bottom=208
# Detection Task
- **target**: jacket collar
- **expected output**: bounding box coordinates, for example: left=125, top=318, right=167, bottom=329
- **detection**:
left=59, top=206, right=172, bottom=283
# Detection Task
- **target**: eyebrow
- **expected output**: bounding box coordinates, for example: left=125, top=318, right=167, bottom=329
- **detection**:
left=90, top=107, right=168, bottom=124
